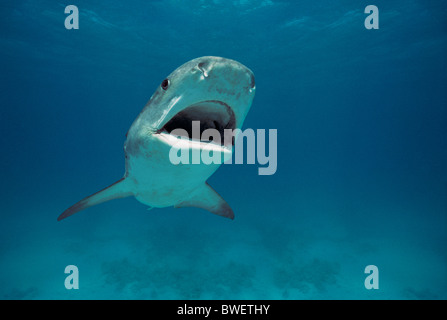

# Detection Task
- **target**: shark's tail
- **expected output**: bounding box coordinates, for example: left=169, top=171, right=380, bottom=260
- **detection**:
left=57, top=177, right=133, bottom=221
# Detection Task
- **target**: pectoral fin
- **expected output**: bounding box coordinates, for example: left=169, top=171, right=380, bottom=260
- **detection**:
left=175, top=183, right=234, bottom=219
left=57, top=177, right=132, bottom=221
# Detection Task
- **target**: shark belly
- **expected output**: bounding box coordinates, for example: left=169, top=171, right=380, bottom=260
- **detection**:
left=126, top=132, right=229, bottom=208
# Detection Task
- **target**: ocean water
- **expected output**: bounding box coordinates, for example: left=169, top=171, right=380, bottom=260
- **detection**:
left=1, top=0, right=446, bottom=300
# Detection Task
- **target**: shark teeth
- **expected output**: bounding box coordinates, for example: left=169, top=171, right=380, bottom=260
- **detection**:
left=160, top=100, right=236, bottom=146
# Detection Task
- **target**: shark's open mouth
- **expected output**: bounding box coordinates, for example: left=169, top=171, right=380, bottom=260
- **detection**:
left=161, top=100, right=236, bottom=146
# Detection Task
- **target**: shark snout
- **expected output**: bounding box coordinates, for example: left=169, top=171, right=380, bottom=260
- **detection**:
left=195, top=56, right=255, bottom=93
left=248, top=71, right=255, bottom=89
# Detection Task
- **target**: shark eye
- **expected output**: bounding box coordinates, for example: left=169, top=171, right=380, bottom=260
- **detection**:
left=161, top=79, right=170, bottom=90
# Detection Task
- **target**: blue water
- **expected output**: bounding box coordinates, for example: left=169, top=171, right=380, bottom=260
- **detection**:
left=1, top=0, right=446, bottom=299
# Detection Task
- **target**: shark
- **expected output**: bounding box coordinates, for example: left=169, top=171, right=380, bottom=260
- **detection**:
left=58, top=56, right=255, bottom=221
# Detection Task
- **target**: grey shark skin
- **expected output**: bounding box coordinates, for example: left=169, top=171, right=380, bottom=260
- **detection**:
left=58, top=56, right=255, bottom=221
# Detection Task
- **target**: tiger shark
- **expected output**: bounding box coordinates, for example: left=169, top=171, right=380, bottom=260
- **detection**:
left=58, top=56, right=255, bottom=221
